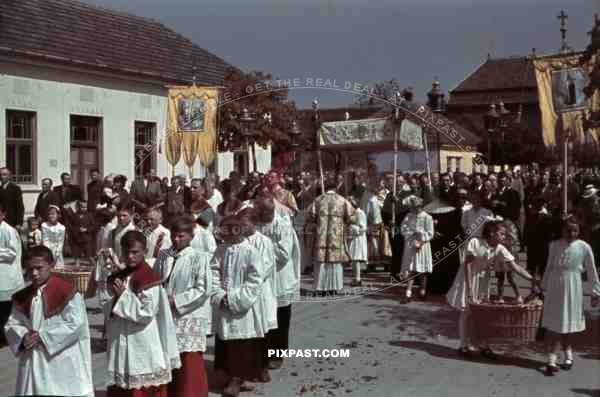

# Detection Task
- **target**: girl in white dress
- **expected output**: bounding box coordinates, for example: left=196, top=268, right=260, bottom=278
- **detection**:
left=400, top=195, right=434, bottom=299
left=446, top=220, right=535, bottom=358
left=541, top=217, right=600, bottom=375
left=41, top=205, right=65, bottom=267
left=347, top=197, right=368, bottom=287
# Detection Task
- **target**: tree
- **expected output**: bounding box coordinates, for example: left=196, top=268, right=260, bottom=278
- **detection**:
left=353, top=78, right=403, bottom=107
left=218, top=68, right=303, bottom=152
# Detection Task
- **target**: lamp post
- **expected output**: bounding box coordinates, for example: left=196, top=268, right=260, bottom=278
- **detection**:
left=426, top=79, right=446, bottom=176
left=238, top=106, right=257, bottom=177
left=484, top=103, right=500, bottom=170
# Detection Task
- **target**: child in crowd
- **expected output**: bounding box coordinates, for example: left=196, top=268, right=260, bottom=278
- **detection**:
left=155, top=216, right=212, bottom=397
left=41, top=205, right=65, bottom=267
left=495, top=218, right=523, bottom=303
left=347, top=196, right=368, bottom=287
left=541, top=217, right=600, bottom=375
left=211, top=215, right=266, bottom=397
left=5, top=245, right=93, bottom=397
left=26, top=217, right=42, bottom=250
left=447, top=221, right=535, bottom=359
left=105, top=230, right=180, bottom=397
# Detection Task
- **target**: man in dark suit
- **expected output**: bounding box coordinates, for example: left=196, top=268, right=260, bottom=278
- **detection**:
left=129, top=170, right=162, bottom=213
left=86, top=168, right=103, bottom=212
left=34, top=177, right=60, bottom=219
left=165, top=175, right=191, bottom=227
left=53, top=172, right=83, bottom=207
left=493, top=172, right=522, bottom=223
left=0, top=167, right=24, bottom=228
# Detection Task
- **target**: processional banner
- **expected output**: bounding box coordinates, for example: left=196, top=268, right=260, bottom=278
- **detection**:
left=318, top=117, right=424, bottom=150
left=166, top=86, right=220, bottom=175
left=533, top=53, right=599, bottom=147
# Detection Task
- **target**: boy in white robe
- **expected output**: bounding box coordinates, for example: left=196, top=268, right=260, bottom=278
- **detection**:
left=112, top=205, right=138, bottom=260
left=254, top=197, right=296, bottom=370
left=105, top=230, right=180, bottom=397
left=142, top=208, right=172, bottom=268
left=0, top=201, right=24, bottom=347
left=5, top=245, right=93, bottom=397
left=154, top=216, right=212, bottom=397
left=211, top=215, right=266, bottom=396
left=238, top=207, right=278, bottom=382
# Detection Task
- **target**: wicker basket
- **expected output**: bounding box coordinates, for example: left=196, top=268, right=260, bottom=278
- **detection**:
left=470, top=302, right=543, bottom=342
left=51, top=265, right=93, bottom=296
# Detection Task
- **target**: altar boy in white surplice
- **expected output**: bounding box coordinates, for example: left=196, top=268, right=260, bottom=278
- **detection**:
left=154, top=216, right=212, bottom=397
left=105, top=230, right=180, bottom=397
left=5, top=245, right=93, bottom=397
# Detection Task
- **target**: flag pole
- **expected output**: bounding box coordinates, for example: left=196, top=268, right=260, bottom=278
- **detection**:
left=563, top=129, right=570, bottom=215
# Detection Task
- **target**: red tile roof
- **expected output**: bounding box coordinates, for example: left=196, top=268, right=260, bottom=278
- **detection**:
left=0, top=0, right=233, bottom=85
left=451, top=56, right=537, bottom=93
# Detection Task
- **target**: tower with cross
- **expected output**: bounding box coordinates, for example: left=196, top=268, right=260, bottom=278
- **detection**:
left=557, top=9, right=571, bottom=52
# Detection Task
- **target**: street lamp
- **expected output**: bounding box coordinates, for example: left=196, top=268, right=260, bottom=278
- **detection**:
left=484, top=103, right=500, bottom=166
left=289, top=119, right=302, bottom=148
left=238, top=106, right=257, bottom=177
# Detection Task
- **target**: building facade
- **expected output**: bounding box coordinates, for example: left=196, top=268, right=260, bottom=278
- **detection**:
left=1, top=0, right=237, bottom=212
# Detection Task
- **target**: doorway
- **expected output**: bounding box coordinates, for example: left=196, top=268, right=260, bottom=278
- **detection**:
left=70, top=115, right=102, bottom=196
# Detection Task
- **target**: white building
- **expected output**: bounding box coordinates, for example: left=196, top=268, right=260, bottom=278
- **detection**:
left=0, top=0, right=264, bottom=213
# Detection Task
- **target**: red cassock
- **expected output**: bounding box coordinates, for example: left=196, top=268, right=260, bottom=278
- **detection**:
left=169, top=352, right=209, bottom=397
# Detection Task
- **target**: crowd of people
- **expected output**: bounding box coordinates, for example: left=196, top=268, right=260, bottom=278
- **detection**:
left=0, top=160, right=598, bottom=396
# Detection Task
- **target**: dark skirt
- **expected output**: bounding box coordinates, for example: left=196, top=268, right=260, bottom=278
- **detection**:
left=266, top=305, right=292, bottom=362
left=223, top=338, right=266, bottom=381
left=107, top=385, right=168, bottom=397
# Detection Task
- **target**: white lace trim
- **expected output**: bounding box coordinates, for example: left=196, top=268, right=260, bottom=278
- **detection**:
left=177, top=334, right=207, bottom=353
left=106, top=357, right=181, bottom=389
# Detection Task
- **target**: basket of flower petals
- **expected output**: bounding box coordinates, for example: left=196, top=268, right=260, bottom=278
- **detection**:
left=51, top=260, right=94, bottom=296
left=470, top=296, right=544, bottom=342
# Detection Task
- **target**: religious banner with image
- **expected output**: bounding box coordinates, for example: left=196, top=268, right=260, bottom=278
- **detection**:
left=533, top=53, right=599, bottom=147
left=166, top=86, right=220, bottom=175
left=318, top=117, right=423, bottom=150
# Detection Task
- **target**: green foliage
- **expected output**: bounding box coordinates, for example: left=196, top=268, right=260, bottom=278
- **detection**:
left=219, top=68, right=302, bottom=152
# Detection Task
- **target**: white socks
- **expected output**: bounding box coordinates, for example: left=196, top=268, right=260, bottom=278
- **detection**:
left=352, top=262, right=361, bottom=282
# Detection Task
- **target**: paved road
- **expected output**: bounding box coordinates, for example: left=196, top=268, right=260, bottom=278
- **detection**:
left=1, top=260, right=599, bottom=397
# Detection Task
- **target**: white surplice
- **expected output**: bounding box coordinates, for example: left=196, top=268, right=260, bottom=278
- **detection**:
left=41, top=222, right=65, bottom=267
left=105, top=277, right=181, bottom=389
left=247, top=231, right=278, bottom=332
left=0, top=221, right=23, bottom=302
left=542, top=239, right=600, bottom=333
left=145, top=224, right=172, bottom=268
left=5, top=290, right=93, bottom=397
left=257, top=210, right=299, bottom=306
left=155, top=246, right=212, bottom=352
left=210, top=240, right=266, bottom=340
left=191, top=224, right=217, bottom=256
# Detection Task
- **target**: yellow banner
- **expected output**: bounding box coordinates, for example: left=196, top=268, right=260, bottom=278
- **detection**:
left=167, top=86, right=220, bottom=173
left=533, top=53, right=599, bottom=147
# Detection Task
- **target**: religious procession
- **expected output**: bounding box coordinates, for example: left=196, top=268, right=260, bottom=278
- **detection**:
left=1, top=1, right=600, bottom=396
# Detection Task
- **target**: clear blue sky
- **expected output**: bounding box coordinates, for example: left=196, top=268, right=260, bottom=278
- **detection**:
left=82, top=0, right=597, bottom=108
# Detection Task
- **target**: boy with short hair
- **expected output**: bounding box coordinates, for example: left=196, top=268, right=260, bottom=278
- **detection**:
left=154, top=216, right=212, bottom=397
left=106, top=230, right=180, bottom=397
left=5, top=245, right=93, bottom=396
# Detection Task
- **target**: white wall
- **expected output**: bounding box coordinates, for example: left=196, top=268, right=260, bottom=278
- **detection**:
left=0, top=61, right=211, bottom=213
